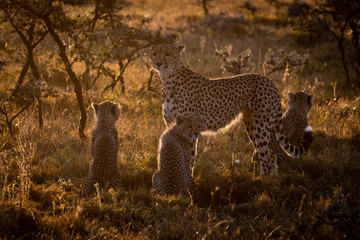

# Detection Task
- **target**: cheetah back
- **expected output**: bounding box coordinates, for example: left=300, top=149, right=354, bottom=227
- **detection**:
left=83, top=101, right=121, bottom=197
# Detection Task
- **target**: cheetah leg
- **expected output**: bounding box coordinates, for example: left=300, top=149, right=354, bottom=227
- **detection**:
left=252, top=128, right=290, bottom=169
left=242, top=108, right=256, bottom=147
left=109, top=175, right=122, bottom=191
left=259, top=131, right=285, bottom=168
left=82, top=175, right=98, bottom=198
left=242, top=108, right=259, bottom=172
left=252, top=116, right=278, bottom=176
left=270, top=133, right=287, bottom=165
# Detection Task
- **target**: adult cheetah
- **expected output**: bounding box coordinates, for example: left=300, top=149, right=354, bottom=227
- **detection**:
left=152, top=114, right=206, bottom=197
left=82, top=100, right=122, bottom=197
left=252, top=91, right=314, bottom=167
left=150, top=43, right=313, bottom=176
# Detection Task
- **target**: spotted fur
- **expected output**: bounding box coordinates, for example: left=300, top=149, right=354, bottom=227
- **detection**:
left=152, top=115, right=206, bottom=197
left=82, top=100, right=121, bottom=197
left=252, top=92, right=314, bottom=166
left=151, top=44, right=313, bottom=176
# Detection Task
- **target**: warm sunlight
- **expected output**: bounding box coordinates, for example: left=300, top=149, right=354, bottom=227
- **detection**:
left=0, top=0, right=359, bottom=239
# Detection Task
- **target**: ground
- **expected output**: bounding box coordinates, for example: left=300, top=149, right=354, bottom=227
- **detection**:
left=0, top=0, right=360, bottom=239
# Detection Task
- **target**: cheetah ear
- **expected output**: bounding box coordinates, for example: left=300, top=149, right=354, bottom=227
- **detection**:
left=177, top=44, right=185, bottom=53
left=288, top=93, right=295, bottom=102
left=308, top=93, right=315, bottom=106
left=115, top=103, right=121, bottom=115
left=150, top=45, right=154, bottom=51
left=91, top=102, right=99, bottom=113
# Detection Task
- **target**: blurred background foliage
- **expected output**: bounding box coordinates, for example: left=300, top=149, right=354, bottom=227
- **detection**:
left=0, top=0, right=359, bottom=239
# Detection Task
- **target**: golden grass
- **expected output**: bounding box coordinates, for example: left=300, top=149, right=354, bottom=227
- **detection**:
left=0, top=0, right=359, bottom=239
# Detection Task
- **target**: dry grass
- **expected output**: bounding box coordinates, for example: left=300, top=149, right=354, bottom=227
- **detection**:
left=1, top=0, right=360, bottom=239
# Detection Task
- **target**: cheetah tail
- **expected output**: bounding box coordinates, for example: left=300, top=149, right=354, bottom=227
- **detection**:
left=275, top=119, right=314, bottom=158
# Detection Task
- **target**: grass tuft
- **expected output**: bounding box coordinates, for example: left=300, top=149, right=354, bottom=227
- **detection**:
left=1, top=0, right=360, bottom=238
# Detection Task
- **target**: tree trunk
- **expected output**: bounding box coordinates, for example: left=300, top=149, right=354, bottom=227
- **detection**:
left=349, top=20, right=360, bottom=82
left=202, top=0, right=209, bottom=16
left=42, top=15, right=87, bottom=139
left=349, top=21, right=360, bottom=58
left=330, top=19, right=350, bottom=88
left=14, top=57, right=30, bottom=90
left=119, top=75, right=125, bottom=95
left=82, top=61, right=91, bottom=90
left=28, top=50, right=43, bottom=129
left=337, top=39, right=350, bottom=87
left=119, top=61, right=125, bottom=94
left=35, top=88, right=43, bottom=129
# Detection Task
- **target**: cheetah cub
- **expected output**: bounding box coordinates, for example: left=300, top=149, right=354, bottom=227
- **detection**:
left=252, top=92, right=314, bottom=168
left=82, top=100, right=121, bottom=198
left=152, top=114, right=206, bottom=198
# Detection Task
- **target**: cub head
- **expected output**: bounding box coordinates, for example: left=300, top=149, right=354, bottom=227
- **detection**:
left=150, top=44, right=185, bottom=72
left=174, top=114, right=206, bottom=141
left=92, top=100, right=120, bottom=122
left=287, top=92, right=315, bottom=115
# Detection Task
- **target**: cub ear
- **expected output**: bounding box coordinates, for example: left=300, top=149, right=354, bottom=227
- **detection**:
left=91, top=102, right=99, bottom=113
left=150, top=45, right=154, bottom=51
left=308, top=93, right=315, bottom=106
left=116, top=103, right=121, bottom=115
left=177, top=44, right=185, bottom=53
left=175, top=114, right=185, bottom=125
left=288, top=93, right=295, bottom=102
left=197, top=115, right=206, bottom=123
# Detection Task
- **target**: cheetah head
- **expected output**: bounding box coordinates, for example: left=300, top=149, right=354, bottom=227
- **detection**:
left=175, top=114, right=206, bottom=141
left=287, top=92, right=315, bottom=115
left=92, top=100, right=120, bottom=122
left=150, top=44, right=185, bottom=72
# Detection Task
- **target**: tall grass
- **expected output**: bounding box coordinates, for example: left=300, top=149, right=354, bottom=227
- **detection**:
left=0, top=0, right=359, bottom=239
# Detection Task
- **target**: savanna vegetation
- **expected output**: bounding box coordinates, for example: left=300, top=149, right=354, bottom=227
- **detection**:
left=0, top=0, right=359, bottom=239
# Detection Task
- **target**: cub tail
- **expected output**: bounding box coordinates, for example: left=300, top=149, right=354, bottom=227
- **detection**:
left=275, top=119, right=313, bottom=158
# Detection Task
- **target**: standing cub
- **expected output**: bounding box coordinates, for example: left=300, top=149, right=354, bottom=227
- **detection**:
left=82, top=100, right=121, bottom=197
left=152, top=115, right=206, bottom=198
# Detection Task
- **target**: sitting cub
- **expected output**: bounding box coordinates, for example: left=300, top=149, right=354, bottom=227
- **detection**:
left=82, top=100, right=121, bottom=197
left=152, top=115, right=206, bottom=198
